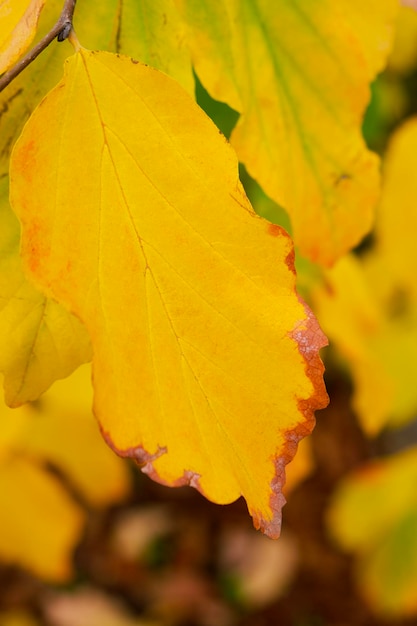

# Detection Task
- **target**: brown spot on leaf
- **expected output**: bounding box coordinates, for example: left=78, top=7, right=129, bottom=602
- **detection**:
left=334, top=172, right=352, bottom=187
left=267, top=223, right=283, bottom=237
left=100, top=428, right=167, bottom=466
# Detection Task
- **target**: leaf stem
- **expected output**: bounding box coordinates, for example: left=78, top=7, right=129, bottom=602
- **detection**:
left=0, top=0, right=78, bottom=93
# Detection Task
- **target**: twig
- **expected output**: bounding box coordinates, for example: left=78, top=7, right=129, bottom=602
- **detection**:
left=0, top=0, right=77, bottom=93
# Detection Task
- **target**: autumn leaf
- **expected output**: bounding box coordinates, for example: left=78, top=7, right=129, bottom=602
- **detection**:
left=327, top=447, right=417, bottom=616
left=0, top=455, right=84, bottom=581
left=175, top=0, right=397, bottom=265
left=374, top=117, right=417, bottom=297
left=0, top=174, right=92, bottom=406
left=337, top=0, right=396, bottom=77
left=311, top=254, right=394, bottom=436
left=387, top=4, right=417, bottom=74
left=21, top=363, right=131, bottom=506
left=0, top=0, right=45, bottom=74
left=0, top=0, right=192, bottom=173
left=0, top=364, right=131, bottom=580
left=108, top=0, right=194, bottom=93
left=10, top=48, right=328, bottom=537
left=311, top=118, right=417, bottom=435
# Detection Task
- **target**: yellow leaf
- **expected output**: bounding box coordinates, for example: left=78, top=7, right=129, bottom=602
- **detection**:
left=337, top=0, right=397, bottom=77
left=0, top=363, right=130, bottom=581
left=20, top=364, right=131, bottom=507
left=10, top=49, right=328, bottom=537
left=0, top=364, right=131, bottom=507
left=311, top=255, right=393, bottom=435
left=0, top=175, right=92, bottom=406
left=0, top=455, right=84, bottom=581
left=0, top=0, right=45, bottom=74
left=176, top=0, right=397, bottom=265
left=375, top=117, right=417, bottom=297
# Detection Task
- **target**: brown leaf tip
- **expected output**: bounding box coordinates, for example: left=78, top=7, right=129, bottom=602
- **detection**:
left=251, top=473, right=286, bottom=539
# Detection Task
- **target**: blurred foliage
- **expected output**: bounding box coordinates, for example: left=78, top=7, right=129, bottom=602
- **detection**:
left=0, top=365, right=130, bottom=581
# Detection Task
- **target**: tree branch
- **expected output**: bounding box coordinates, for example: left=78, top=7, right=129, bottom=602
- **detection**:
left=0, top=0, right=77, bottom=93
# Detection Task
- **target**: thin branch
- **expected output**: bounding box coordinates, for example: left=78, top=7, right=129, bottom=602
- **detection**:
left=0, top=0, right=77, bottom=93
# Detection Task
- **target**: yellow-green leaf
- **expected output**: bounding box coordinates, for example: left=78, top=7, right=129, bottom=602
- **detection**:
left=0, top=455, right=84, bottom=581
left=0, top=175, right=92, bottom=406
left=374, top=117, right=417, bottom=297
left=311, top=254, right=393, bottom=436
left=0, top=0, right=192, bottom=174
left=109, top=0, right=194, bottom=93
left=327, top=447, right=417, bottom=616
left=311, top=119, right=417, bottom=434
left=10, top=48, right=328, bottom=537
left=0, top=0, right=45, bottom=74
left=176, top=0, right=397, bottom=265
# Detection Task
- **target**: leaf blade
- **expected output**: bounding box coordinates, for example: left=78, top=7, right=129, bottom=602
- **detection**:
left=10, top=49, right=328, bottom=536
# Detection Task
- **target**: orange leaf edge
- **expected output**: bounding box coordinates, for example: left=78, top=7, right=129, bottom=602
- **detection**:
left=251, top=295, right=329, bottom=538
